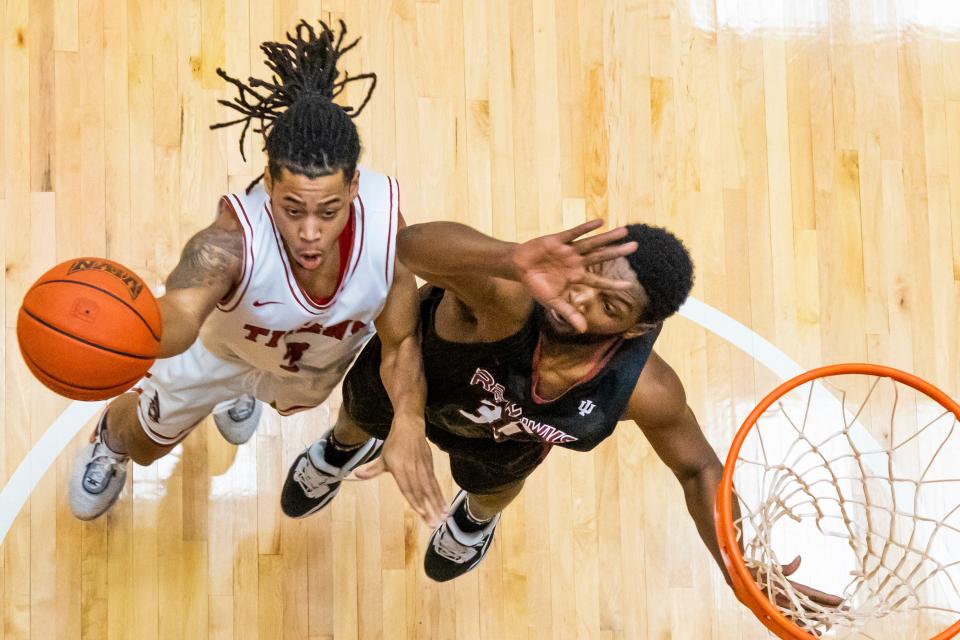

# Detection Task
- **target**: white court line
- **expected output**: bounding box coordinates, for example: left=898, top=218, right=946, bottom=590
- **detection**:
left=678, top=298, right=804, bottom=380
left=0, top=297, right=886, bottom=545
left=0, top=400, right=104, bottom=543
left=678, top=298, right=889, bottom=465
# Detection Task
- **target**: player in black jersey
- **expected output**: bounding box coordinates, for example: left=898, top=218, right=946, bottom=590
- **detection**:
left=281, top=219, right=843, bottom=610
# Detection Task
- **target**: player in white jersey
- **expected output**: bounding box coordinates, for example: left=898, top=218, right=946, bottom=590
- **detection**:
left=69, top=20, right=447, bottom=527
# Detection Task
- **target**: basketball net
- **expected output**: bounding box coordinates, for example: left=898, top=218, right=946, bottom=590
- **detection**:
left=716, top=365, right=960, bottom=639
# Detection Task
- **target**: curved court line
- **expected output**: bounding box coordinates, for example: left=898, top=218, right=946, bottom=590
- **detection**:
left=0, top=297, right=883, bottom=545
left=0, top=400, right=104, bottom=543
left=679, top=298, right=889, bottom=475
left=678, top=298, right=804, bottom=380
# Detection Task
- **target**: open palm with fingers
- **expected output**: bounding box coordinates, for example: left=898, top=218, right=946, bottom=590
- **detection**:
left=511, top=219, right=638, bottom=332
left=749, top=556, right=845, bottom=637
left=353, top=416, right=447, bottom=528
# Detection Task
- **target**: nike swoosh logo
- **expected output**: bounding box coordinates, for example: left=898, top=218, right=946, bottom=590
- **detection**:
left=252, top=300, right=282, bottom=307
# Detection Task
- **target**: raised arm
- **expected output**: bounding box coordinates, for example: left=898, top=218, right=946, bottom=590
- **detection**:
left=395, top=222, right=530, bottom=326
left=627, top=353, right=844, bottom=613
left=397, top=219, right=639, bottom=332
left=397, top=222, right=521, bottom=281
left=158, top=201, right=243, bottom=357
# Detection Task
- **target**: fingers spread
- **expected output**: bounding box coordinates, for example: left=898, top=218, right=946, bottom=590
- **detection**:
left=780, top=556, right=802, bottom=577
left=581, top=242, right=638, bottom=266
left=419, top=460, right=447, bottom=526
left=572, top=226, right=629, bottom=253
left=575, top=272, right=636, bottom=291
left=557, top=219, right=604, bottom=243
left=549, top=299, right=587, bottom=332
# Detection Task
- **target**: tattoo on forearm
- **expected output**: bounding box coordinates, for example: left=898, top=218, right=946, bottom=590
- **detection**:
left=166, top=227, right=243, bottom=291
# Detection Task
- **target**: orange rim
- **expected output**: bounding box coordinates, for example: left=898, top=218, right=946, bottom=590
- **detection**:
left=715, top=363, right=960, bottom=640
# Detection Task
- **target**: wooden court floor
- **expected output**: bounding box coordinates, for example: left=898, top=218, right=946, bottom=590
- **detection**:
left=2, top=0, right=959, bottom=638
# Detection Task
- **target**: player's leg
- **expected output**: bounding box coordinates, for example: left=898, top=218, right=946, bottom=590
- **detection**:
left=280, top=343, right=392, bottom=518
left=100, top=391, right=179, bottom=464
left=463, top=480, right=525, bottom=521
left=281, top=402, right=386, bottom=518
left=424, top=442, right=549, bottom=582
left=67, top=391, right=180, bottom=521
left=69, top=340, right=251, bottom=520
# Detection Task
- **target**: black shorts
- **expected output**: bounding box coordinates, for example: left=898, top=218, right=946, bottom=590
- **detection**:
left=342, top=338, right=551, bottom=495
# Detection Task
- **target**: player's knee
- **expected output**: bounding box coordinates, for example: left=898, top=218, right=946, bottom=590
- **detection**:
left=127, top=442, right=164, bottom=466
left=125, top=424, right=172, bottom=465
left=104, top=395, right=169, bottom=465
left=497, top=479, right=525, bottom=499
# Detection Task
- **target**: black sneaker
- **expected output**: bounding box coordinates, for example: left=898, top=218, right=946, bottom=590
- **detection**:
left=424, top=490, right=501, bottom=582
left=280, top=430, right=383, bottom=518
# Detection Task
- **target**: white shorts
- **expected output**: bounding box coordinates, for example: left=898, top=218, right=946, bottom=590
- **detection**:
left=134, top=339, right=347, bottom=445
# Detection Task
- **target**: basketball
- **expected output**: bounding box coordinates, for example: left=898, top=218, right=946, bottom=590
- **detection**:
left=16, top=257, right=163, bottom=401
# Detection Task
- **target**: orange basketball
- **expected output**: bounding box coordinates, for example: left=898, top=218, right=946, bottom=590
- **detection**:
left=17, top=257, right=163, bottom=400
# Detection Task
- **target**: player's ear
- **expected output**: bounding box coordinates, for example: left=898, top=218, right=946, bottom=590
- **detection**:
left=624, top=322, right=658, bottom=340
left=347, top=169, right=359, bottom=200
left=263, top=165, right=273, bottom=192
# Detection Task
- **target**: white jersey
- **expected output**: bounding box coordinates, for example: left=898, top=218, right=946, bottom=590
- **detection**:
left=200, top=167, right=399, bottom=379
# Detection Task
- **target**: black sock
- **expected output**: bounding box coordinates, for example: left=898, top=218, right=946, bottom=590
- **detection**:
left=322, top=432, right=366, bottom=467
left=452, top=495, right=492, bottom=533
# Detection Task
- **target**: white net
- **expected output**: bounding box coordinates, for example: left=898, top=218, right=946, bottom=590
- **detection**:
left=732, top=373, right=960, bottom=639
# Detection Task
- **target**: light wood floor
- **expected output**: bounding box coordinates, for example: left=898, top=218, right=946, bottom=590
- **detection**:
left=3, top=0, right=959, bottom=638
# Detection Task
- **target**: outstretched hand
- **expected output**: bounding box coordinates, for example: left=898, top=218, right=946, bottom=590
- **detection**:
left=511, top=219, right=638, bottom=332
left=779, top=556, right=844, bottom=608
left=751, top=556, right=845, bottom=636
left=353, top=416, right=447, bottom=528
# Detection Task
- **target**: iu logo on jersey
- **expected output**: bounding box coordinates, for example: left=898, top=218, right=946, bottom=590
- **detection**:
left=578, top=399, right=596, bottom=417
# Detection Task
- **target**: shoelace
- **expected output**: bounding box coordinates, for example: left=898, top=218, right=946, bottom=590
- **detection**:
left=227, top=396, right=256, bottom=422
left=293, top=458, right=335, bottom=498
left=433, top=524, right=477, bottom=563
left=84, top=447, right=124, bottom=490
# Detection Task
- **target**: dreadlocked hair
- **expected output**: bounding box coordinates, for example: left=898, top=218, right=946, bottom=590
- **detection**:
left=621, top=224, right=694, bottom=325
left=210, top=19, right=377, bottom=191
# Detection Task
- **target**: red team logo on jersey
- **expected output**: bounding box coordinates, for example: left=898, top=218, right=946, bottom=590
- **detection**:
left=241, top=319, right=367, bottom=373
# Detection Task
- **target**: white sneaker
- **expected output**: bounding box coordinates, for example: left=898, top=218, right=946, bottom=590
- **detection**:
left=212, top=395, right=262, bottom=445
left=69, top=414, right=129, bottom=521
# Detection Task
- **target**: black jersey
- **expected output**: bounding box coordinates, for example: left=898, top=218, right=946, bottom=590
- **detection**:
left=345, top=286, right=659, bottom=453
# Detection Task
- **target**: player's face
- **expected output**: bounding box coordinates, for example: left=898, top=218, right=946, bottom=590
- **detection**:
left=539, top=257, right=656, bottom=343
left=265, top=167, right=359, bottom=271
